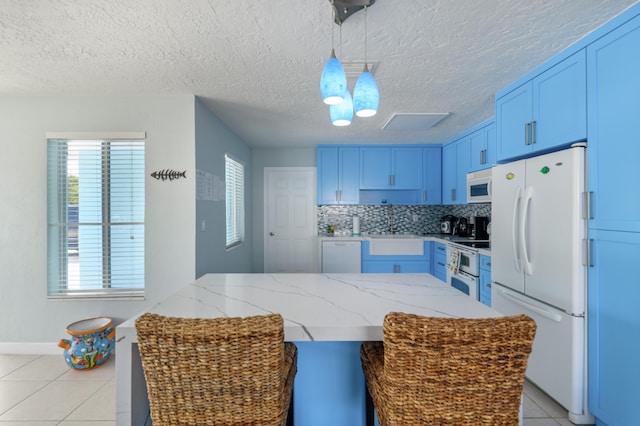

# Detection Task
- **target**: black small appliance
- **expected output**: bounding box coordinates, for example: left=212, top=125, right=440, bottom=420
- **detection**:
left=455, top=217, right=469, bottom=237
left=469, top=216, right=489, bottom=240
left=440, top=215, right=457, bottom=234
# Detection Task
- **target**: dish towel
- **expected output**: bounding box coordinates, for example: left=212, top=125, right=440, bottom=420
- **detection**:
left=447, top=248, right=460, bottom=274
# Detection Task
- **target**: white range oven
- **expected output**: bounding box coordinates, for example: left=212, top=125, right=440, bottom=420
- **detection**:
left=445, top=241, right=487, bottom=300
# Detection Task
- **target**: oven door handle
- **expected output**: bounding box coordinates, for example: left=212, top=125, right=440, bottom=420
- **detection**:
left=454, top=269, right=477, bottom=280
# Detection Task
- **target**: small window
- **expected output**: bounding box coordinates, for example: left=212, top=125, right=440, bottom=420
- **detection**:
left=225, top=154, right=245, bottom=249
left=47, top=134, right=145, bottom=298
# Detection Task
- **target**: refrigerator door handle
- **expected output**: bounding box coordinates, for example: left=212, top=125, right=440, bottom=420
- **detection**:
left=512, top=186, right=523, bottom=273
left=521, top=186, right=534, bottom=276
left=498, top=288, right=563, bottom=322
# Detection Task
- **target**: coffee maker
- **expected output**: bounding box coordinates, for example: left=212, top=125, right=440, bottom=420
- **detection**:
left=469, top=216, right=489, bottom=240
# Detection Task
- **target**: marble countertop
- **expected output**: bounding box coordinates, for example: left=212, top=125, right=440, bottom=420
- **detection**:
left=318, top=234, right=492, bottom=256
left=118, top=273, right=499, bottom=342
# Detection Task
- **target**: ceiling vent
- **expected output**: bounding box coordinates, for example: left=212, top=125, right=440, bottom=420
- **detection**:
left=341, top=61, right=377, bottom=79
left=382, top=113, right=450, bottom=131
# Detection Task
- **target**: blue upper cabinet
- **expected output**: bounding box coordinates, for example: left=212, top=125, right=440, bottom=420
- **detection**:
left=442, top=136, right=470, bottom=205
left=587, top=13, right=640, bottom=234
left=360, top=146, right=423, bottom=190
left=317, top=146, right=359, bottom=205
left=420, top=146, right=442, bottom=204
left=496, top=50, right=587, bottom=162
left=469, top=120, right=496, bottom=172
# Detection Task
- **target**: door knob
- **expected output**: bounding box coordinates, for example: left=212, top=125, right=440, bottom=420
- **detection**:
left=269, top=232, right=276, bottom=236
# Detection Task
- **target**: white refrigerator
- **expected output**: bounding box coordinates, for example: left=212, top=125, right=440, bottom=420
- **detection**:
left=491, top=144, right=593, bottom=424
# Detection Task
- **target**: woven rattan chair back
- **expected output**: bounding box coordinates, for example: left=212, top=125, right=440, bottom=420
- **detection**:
left=135, top=313, right=296, bottom=426
left=361, top=313, right=536, bottom=425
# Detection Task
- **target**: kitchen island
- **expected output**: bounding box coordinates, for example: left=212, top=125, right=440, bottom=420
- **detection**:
left=116, top=273, right=499, bottom=426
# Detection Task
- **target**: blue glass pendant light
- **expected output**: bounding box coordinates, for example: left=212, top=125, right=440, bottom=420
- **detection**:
left=320, top=1, right=347, bottom=105
left=330, top=89, right=353, bottom=126
left=353, top=5, right=379, bottom=117
left=353, top=63, right=379, bottom=117
left=320, top=49, right=348, bottom=105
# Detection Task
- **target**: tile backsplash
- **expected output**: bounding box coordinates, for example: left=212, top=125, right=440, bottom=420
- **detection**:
left=317, top=204, right=491, bottom=236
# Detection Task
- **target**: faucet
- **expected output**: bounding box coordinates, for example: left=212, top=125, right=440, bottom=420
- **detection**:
left=388, top=204, right=398, bottom=234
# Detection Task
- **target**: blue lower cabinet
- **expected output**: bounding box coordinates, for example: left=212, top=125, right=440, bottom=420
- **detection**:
left=588, top=230, right=640, bottom=426
left=361, top=241, right=430, bottom=273
left=294, top=342, right=366, bottom=426
left=479, top=255, right=491, bottom=307
left=432, top=243, right=447, bottom=282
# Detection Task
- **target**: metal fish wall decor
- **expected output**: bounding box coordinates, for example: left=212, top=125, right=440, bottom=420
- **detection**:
left=150, top=169, right=187, bottom=181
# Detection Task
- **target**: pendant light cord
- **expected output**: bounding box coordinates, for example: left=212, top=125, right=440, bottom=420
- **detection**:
left=331, top=0, right=335, bottom=51
left=364, top=5, right=368, bottom=68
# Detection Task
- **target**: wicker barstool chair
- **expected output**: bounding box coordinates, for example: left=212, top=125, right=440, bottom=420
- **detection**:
left=361, top=313, right=536, bottom=426
left=135, top=313, right=297, bottom=426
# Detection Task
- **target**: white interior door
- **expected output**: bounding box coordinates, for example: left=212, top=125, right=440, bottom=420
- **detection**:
left=264, top=167, right=318, bottom=273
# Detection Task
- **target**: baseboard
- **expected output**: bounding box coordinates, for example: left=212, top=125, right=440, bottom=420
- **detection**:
left=0, top=342, right=61, bottom=355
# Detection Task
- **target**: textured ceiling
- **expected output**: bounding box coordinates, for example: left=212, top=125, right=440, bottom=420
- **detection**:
left=1, top=0, right=637, bottom=148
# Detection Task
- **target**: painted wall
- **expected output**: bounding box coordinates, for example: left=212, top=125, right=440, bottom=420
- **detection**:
left=195, top=98, right=253, bottom=277
left=250, top=147, right=316, bottom=272
left=0, top=95, right=197, bottom=344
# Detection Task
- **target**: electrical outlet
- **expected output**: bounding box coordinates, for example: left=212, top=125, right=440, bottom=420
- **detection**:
left=412, top=214, right=419, bottom=222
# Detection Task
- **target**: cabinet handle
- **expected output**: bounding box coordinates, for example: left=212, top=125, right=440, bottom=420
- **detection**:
left=335, top=190, right=339, bottom=202
left=531, top=121, right=536, bottom=145
left=451, top=188, right=456, bottom=201
left=584, top=239, right=594, bottom=267
left=525, top=122, right=530, bottom=145
left=585, top=191, right=594, bottom=220
left=480, top=149, right=486, bottom=165
left=487, top=283, right=491, bottom=288
left=391, top=175, right=395, bottom=186
left=423, top=190, right=427, bottom=202
left=388, top=175, right=391, bottom=186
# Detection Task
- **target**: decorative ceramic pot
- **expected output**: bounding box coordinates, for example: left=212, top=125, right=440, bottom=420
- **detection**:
left=58, top=317, right=115, bottom=370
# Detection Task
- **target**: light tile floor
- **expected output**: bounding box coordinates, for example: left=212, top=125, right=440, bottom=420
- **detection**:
left=0, top=354, right=587, bottom=426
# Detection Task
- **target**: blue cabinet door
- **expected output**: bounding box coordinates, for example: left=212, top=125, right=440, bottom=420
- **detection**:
left=485, top=122, right=496, bottom=167
left=432, top=242, right=447, bottom=282
left=455, top=137, right=470, bottom=204
left=443, top=137, right=470, bottom=205
left=360, top=147, right=423, bottom=190
left=533, top=49, right=587, bottom=152
left=362, top=260, right=397, bottom=273
left=317, top=146, right=359, bottom=204
left=339, top=148, right=360, bottom=204
left=469, top=128, right=486, bottom=172
left=588, top=230, right=640, bottom=426
left=391, top=147, right=423, bottom=189
left=469, top=121, right=496, bottom=172
left=360, top=147, right=391, bottom=189
left=496, top=50, right=586, bottom=162
left=421, top=147, right=442, bottom=204
left=479, top=255, right=491, bottom=307
left=496, top=82, right=533, bottom=161
left=317, top=147, right=339, bottom=204
left=587, top=16, right=640, bottom=233
left=442, top=143, right=456, bottom=204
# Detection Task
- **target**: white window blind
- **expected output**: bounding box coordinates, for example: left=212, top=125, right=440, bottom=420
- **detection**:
left=225, top=154, right=245, bottom=249
left=47, top=136, right=145, bottom=297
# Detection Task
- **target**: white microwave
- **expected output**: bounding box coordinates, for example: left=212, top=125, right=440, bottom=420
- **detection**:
left=467, top=169, right=492, bottom=203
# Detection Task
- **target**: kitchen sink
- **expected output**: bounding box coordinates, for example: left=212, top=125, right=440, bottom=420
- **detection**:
left=367, top=236, right=424, bottom=256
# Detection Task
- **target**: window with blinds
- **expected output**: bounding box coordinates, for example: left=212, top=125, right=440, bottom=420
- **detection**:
left=47, top=134, right=145, bottom=298
left=225, top=154, right=245, bottom=249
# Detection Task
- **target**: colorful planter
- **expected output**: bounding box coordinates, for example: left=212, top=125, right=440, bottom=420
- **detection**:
left=58, top=317, right=115, bottom=370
